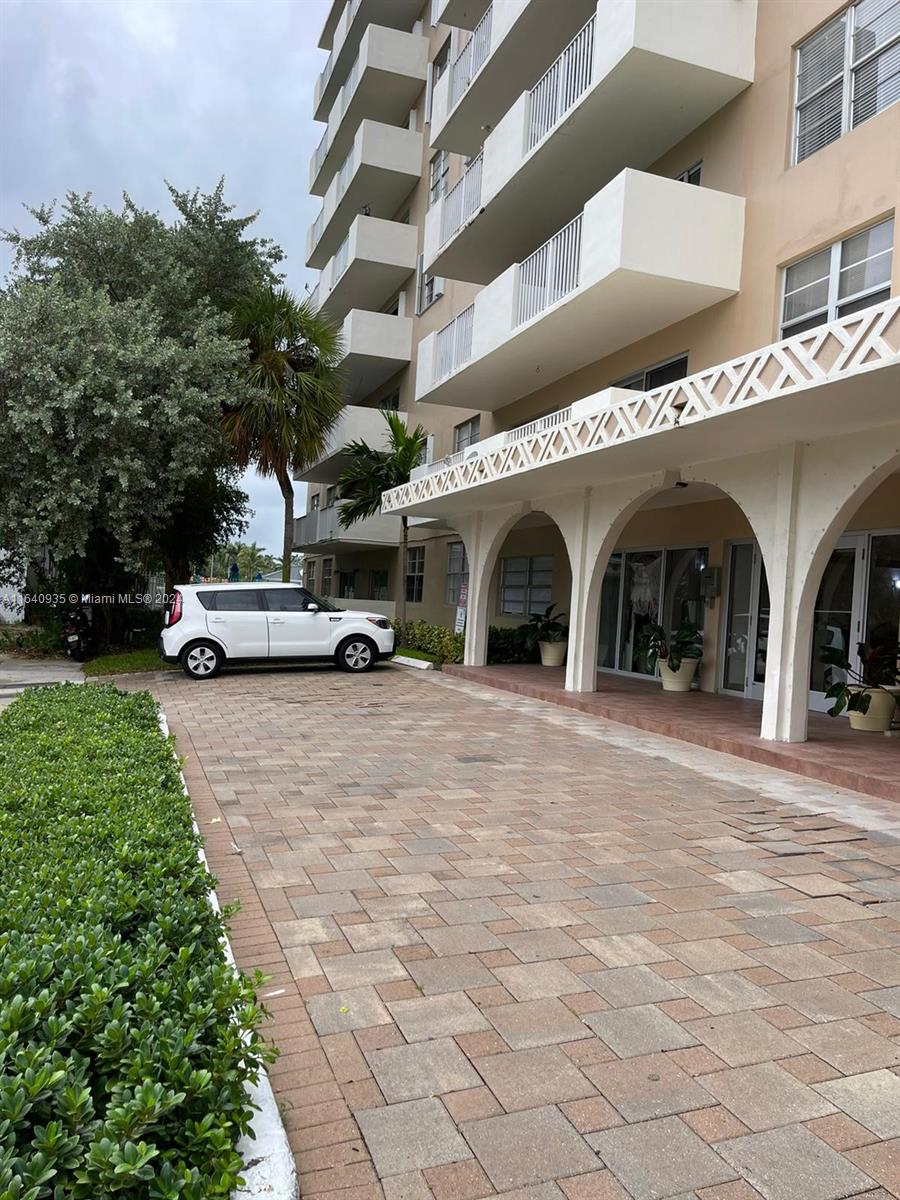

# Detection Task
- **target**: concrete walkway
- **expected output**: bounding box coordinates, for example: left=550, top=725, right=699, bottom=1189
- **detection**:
left=133, top=664, right=900, bottom=1200
left=0, top=653, right=84, bottom=710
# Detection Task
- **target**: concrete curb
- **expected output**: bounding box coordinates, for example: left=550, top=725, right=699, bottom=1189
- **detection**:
left=158, top=713, right=299, bottom=1200
left=391, top=654, right=436, bottom=671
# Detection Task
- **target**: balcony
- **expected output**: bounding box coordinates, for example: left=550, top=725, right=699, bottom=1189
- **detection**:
left=294, top=504, right=401, bottom=553
left=386, top=299, right=900, bottom=518
left=314, top=0, right=421, bottom=122
left=430, top=0, right=595, bottom=157
left=415, top=170, right=745, bottom=411
left=297, top=406, right=398, bottom=484
left=433, top=0, right=490, bottom=28
left=425, top=0, right=756, bottom=283
left=341, top=309, right=412, bottom=403
left=319, top=216, right=418, bottom=323
left=310, top=25, right=428, bottom=197
left=306, top=121, right=422, bottom=269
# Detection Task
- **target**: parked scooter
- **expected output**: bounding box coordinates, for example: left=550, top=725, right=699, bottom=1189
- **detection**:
left=60, top=608, right=93, bottom=661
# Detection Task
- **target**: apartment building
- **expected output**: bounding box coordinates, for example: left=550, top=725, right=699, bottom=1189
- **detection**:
left=301, top=0, right=899, bottom=744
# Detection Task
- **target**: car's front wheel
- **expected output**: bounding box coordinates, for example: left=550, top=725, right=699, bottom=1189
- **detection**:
left=181, top=641, right=225, bottom=680
left=336, top=636, right=377, bottom=673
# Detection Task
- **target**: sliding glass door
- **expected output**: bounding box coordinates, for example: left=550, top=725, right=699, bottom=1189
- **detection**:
left=721, top=542, right=767, bottom=699
left=599, top=546, right=708, bottom=676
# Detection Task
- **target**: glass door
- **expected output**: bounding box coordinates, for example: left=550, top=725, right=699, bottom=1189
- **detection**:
left=721, top=542, right=768, bottom=699
left=808, top=535, right=866, bottom=712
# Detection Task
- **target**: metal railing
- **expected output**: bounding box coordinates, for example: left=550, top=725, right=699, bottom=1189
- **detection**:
left=504, top=408, right=573, bottom=444
left=440, top=153, right=483, bottom=245
left=449, top=5, right=493, bottom=109
left=434, top=305, right=475, bottom=382
left=515, top=213, right=583, bottom=326
left=339, top=52, right=361, bottom=115
left=332, top=234, right=350, bottom=284
left=526, top=14, right=595, bottom=152
left=317, top=0, right=362, bottom=98
left=313, top=130, right=330, bottom=177
left=336, top=146, right=355, bottom=201
left=310, top=209, right=325, bottom=252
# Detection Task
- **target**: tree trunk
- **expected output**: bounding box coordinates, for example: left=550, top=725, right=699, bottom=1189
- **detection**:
left=396, top=515, right=408, bottom=645
left=276, top=464, right=294, bottom=583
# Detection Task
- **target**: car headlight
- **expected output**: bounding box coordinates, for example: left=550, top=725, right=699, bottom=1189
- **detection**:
left=366, top=617, right=391, bottom=630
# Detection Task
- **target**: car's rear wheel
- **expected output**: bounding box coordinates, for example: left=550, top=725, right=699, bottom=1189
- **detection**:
left=181, top=641, right=224, bottom=680
left=336, top=636, right=377, bottom=673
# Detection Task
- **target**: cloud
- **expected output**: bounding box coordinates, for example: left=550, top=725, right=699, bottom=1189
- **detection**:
left=1, top=0, right=329, bottom=548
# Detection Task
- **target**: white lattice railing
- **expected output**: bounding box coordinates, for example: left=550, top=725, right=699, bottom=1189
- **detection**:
left=383, top=300, right=900, bottom=512
left=516, top=214, right=583, bottom=326
left=449, top=6, right=493, bottom=110
left=434, top=305, right=475, bottom=382
left=441, top=153, right=483, bottom=246
left=527, top=14, right=595, bottom=152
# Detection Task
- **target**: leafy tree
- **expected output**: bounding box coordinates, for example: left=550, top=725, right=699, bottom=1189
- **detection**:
left=337, top=410, right=427, bottom=636
left=225, top=287, right=345, bottom=581
left=0, top=184, right=281, bottom=612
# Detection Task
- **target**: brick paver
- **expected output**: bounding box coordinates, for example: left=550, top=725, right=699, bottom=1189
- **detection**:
left=130, top=664, right=900, bottom=1200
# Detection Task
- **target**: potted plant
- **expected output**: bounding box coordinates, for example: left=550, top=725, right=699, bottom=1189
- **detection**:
left=820, top=640, right=900, bottom=732
left=637, top=623, right=703, bottom=692
left=523, top=604, right=568, bottom=667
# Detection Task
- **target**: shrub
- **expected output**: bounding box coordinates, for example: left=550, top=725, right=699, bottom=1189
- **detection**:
left=487, top=624, right=539, bottom=664
left=392, top=619, right=464, bottom=664
left=0, top=623, right=61, bottom=657
left=0, top=683, right=272, bottom=1198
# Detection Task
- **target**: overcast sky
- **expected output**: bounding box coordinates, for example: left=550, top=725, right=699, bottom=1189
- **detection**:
left=0, top=0, right=331, bottom=554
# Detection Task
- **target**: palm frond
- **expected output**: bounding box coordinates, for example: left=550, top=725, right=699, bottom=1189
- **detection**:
left=336, top=411, right=427, bottom=528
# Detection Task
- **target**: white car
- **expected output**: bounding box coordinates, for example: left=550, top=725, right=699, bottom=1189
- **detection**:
left=159, top=583, right=395, bottom=679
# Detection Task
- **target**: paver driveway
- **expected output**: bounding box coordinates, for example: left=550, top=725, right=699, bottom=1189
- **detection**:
left=137, top=664, right=900, bottom=1200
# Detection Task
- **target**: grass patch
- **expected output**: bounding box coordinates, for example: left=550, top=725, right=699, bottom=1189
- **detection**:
left=84, top=646, right=178, bottom=675
left=0, top=683, right=272, bottom=1196
left=395, top=646, right=440, bottom=664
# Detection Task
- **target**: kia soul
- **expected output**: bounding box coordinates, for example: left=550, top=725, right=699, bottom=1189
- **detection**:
left=159, top=583, right=395, bottom=679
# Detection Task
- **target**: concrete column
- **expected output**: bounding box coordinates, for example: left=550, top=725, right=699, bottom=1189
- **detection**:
left=457, top=505, right=525, bottom=667
left=758, top=444, right=807, bottom=742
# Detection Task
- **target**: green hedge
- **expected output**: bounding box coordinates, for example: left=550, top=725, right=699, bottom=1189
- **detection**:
left=391, top=619, right=540, bottom=666
left=392, top=619, right=464, bottom=664
left=0, top=684, right=272, bottom=1199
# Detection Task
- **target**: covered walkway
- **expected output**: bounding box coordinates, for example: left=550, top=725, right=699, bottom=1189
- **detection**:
left=443, top=664, right=900, bottom=803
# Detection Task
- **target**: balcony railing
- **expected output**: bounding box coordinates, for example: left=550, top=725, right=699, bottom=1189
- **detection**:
left=339, top=52, right=361, bottom=115
left=526, top=13, right=595, bottom=152
left=336, top=147, right=354, bottom=200
left=504, top=408, right=573, bottom=444
left=449, top=5, right=493, bottom=110
left=313, top=130, right=329, bottom=177
left=441, top=153, right=483, bottom=246
left=311, top=209, right=325, bottom=251
left=515, top=213, right=582, bottom=326
left=317, top=0, right=362, bottom=98
left=332, top=233, right=350, bottom=283
left=434, top=305, right=475, bottom=382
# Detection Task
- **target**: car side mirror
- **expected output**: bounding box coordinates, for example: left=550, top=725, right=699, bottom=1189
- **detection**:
left=306, top=602, right=319, bottom=613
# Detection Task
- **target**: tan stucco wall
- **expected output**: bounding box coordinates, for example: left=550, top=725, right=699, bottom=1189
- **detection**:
left=306, top=0, right=899, bottom=633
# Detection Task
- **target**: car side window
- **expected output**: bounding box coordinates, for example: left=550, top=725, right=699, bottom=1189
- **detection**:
left=209, top=589, right=263, bottom=611
left=265, top=588, right=310, bottom=612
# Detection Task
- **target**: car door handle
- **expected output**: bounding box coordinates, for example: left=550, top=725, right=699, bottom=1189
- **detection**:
left=209, top=616, right=225, bottom=623
left=269, top=617, right=285, bottom=624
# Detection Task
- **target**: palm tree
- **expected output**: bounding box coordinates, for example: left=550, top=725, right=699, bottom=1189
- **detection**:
left=337, top=410, right=427, bottom=638
left=225, top=287, right=344, bottom=580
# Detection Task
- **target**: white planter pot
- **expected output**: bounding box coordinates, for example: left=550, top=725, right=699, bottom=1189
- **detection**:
left=539, top=640, right=567, bottom=667
left=847, top=686, right=900, bottom=732
left=659, top=658, right=699, bottom=692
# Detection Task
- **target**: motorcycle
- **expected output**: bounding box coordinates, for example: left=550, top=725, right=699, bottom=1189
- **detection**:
left=60, top=608, right=93, bottom=662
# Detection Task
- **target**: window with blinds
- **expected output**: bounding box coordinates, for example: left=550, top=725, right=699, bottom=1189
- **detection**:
left=795, top=0, right=900, bottom=163
left=499, top=556, right=553, bottom=617
left=445, top=542, right=469, bottom=606
left=781, top=217, right=894, bottom=336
